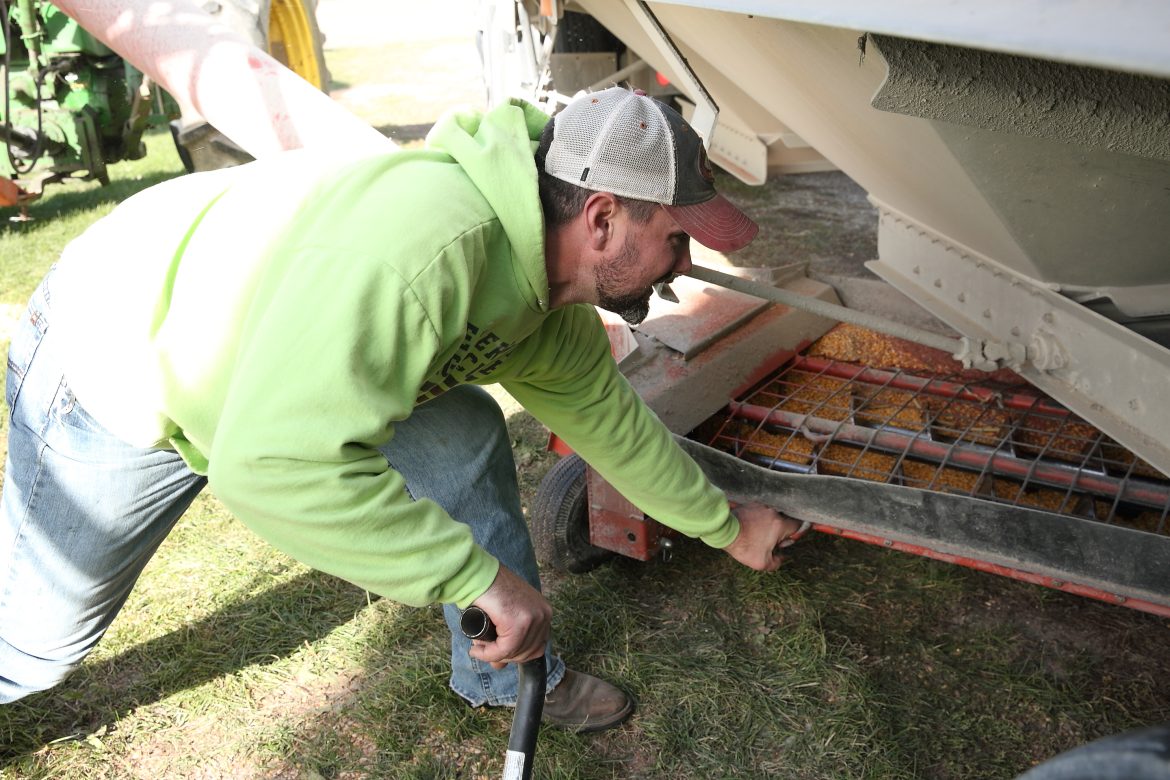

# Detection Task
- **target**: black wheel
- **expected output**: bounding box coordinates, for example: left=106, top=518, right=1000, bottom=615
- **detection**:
left=531, top=454, right=615, bottom=574
left=554, top=11, right=622, bottom=55
left=171, top=120, right=252, bottom=173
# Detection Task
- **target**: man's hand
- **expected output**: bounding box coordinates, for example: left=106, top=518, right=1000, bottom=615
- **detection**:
left=467, top=565, right=553, bottom=670
left=722, top=503, right=806, bottom=571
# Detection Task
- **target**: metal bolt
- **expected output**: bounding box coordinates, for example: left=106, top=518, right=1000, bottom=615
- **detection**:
left=1028, top=330, right=1069, bottom=372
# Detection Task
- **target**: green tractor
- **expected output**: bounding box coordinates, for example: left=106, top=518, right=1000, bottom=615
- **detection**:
left=0, top=0, right=326, bottom=214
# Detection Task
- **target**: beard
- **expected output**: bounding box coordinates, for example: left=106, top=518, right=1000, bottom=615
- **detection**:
left=595, top=235, right=655, bottom=326
left=600, top=290, right=653, bottom=327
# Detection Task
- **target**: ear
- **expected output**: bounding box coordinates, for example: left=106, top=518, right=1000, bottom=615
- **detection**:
left=581, top=192, right=620, bottom=251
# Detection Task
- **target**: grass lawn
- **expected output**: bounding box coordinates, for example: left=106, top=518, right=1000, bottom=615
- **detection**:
left=3, top=27, right=1170, bottom=780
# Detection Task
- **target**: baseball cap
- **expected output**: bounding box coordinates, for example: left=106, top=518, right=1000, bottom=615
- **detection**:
left=543, top=86, right=759, bottom=253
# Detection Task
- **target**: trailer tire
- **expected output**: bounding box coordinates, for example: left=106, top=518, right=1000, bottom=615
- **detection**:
left=531, top=454, right=614, bottom=574
left=554, top=10, right=621, bottom=56
left=173, top=0, right=328, bottom=172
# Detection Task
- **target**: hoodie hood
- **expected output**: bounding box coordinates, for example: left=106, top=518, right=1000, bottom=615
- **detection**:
left=426, top=99, right=552, bottom=312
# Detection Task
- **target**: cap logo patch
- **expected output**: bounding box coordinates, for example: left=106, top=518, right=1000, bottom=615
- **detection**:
left=697, top=145, right=714, bottom=184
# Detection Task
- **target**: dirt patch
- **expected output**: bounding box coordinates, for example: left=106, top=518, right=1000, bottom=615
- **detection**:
left=720, top=170, right=880, bottom=279
left=950, top=582, right=1170, bottom=684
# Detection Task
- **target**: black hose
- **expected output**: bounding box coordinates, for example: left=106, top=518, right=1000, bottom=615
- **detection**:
left=460, top=606, right=545, bottom=780
left=2, top=0, right=46, bottom=174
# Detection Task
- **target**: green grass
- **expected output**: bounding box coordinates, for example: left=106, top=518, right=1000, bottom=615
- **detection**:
left=1, top=132, right=186, bottom=307
left=3, top=41, right=1170, bottom=780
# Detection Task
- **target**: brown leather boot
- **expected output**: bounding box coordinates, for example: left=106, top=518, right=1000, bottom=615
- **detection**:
left=542, top=669, right=635, bottom=732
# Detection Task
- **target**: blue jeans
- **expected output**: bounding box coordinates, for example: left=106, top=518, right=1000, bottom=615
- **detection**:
left=0, top=274, right=563, bottom=705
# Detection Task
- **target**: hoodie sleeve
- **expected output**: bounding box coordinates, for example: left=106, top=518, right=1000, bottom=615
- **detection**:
left=499, top=305, right=740, bottom=548
left=205, top=242, right=499, bottom=609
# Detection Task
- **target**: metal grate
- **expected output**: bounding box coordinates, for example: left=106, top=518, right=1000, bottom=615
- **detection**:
left=700, top=354, right=1170, bottom=537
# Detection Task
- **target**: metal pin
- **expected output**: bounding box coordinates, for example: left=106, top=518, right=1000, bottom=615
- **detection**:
left=653, top=282, right=679, bottom=303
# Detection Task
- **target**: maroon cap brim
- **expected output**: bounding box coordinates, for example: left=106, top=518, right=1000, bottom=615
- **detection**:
left=663, top=194, right=759, bottom=253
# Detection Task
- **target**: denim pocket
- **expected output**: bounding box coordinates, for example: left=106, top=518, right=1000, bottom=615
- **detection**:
left=52, top=380, right=108, bottom=436
left=5, top=302, right=48, bottom=413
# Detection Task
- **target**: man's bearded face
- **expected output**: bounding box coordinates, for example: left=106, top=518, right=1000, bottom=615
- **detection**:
left=595, top=234, right=670, bottom=326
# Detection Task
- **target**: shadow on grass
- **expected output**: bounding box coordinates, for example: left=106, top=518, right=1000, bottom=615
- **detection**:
left=0, top=168, right=183, bottom=229
left=246, top=559, right=669, bottom=780
left=783, top=533, right=1170, bottom=777
left=270, top=533, right=1170, bottom=779
left=0, top=569, right=371, bottom=766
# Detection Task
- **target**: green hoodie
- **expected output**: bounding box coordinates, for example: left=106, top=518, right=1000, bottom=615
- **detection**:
left=50, top=99, right=739, bottom=608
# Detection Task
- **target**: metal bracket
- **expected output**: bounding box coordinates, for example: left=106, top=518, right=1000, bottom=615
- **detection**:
left=625, top=0, right=718, bottom=146
left=678, top=436, right=1170, bottom=615
left=676, top=97, right=768, bottom=185
left=867, top=197, right=1170, bottom=478
left=586, top=465, right=669, bottom=560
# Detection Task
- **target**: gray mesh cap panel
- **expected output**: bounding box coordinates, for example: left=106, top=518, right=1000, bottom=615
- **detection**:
left=544, top=87, right=677, bottom=204
left=542, top=86, right=760, bottom=251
